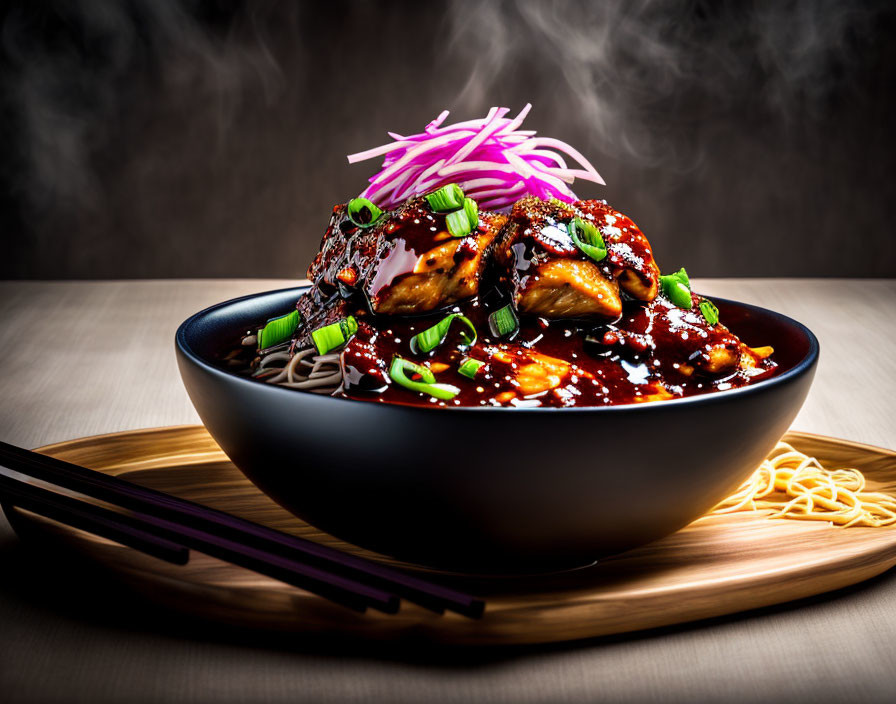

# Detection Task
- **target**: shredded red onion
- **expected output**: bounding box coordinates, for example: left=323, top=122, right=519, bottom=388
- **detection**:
left=346, top=105, right=605, bottom=211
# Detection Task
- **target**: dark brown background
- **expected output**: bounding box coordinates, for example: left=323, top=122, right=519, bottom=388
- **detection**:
left=2, top=0, right=895, bottom=280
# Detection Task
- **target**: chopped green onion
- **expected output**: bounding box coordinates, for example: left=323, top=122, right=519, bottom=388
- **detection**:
left=409, top=314, right=477, bottom=355
left=425, top=183, right=464, bottom=212
left=488, top=304, right=519, bottom=338
left=699, top=299, right=720, bottom=325
left=445, top=207, right=473, bottom=238
left=347, top=197, right=384, bottom=228
left=257, top=310, right=300, bottom=350
left=664, top=280, right=692, bottom=308
left=659, top=268, right=693, bottom=309
left=389, top=356, right=460, bottom=401
left=458, top=357, right=484, bottom=380
left=567, top=216, right=607, bottom=263
left=311, top=316, right=358, bottom=355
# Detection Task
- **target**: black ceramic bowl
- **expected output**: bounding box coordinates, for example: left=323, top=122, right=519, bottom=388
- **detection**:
left=176, top=286, right=818, bottom=572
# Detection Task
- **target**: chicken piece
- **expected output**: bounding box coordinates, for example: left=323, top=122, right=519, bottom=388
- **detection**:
left=292, top=285, right=357, bottom=350
left=513, top=350, right=574, bottom=396
left=485, top=347, right=584, bottom=401
left=575, top=199, right=660, bottom=301
left=739, top=345, right=775, bottom=371
left=373, top=211, right=505, bottom=314
left=632, top=385, right=675, bottom=403
left=610, top=295, right=746, bottom=378
left=617, top=268, right=658, bottom=300
left=492, top=197, right=622, bottom=319
left=307, top=196, right=505, bottom=315
left=703, top=345, right=740, bottom=375
left=306, top=203, right=355, bottom=289
left=517, top=259, right=622, bottom=318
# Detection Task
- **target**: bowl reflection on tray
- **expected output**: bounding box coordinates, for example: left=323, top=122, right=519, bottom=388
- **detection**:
left=176, top=286, right=818, bottom=572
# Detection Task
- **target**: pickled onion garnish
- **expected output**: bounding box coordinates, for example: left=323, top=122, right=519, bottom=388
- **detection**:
left=346, top=105, right=605, bottom=211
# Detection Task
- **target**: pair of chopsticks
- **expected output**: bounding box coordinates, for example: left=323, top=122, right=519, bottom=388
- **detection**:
left=0, top=440, right=484, bottom=618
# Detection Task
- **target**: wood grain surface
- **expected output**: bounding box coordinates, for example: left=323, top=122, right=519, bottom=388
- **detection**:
left=1, top=279, right=895, bottom=703
left=10, top=426, right=896, bottom=646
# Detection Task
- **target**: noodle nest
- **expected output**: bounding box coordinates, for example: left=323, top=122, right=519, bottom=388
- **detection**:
left=711, top=442, right=896, bottom=527
left=250, top=344, right=342, bottom=394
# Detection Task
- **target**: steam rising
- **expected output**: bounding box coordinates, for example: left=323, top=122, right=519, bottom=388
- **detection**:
left=1, top=0, right=892, bottom=278
left=449, top=0, right=882, bottom=166
left=1, top=1, right=281, bottom=217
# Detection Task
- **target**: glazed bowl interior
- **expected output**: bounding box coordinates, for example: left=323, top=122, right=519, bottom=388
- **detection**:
left=176, top=286, right=819, bottom=573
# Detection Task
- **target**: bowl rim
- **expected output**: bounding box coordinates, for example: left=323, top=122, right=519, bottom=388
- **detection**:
left=176, top=285, right=819, bottom=415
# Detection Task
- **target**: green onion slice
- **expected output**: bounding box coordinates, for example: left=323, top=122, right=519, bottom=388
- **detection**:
left=458, top=357, right=484, bottom=380
left=446, top=208, right=473, bottom=238
left=425, top=184, right=465, bottom=212
left=488, top=304, right=519, bottom=338
left=311, top=316, right=358, bottom=355
left=567, top=216, right=607, bottom=263
left=409, top=314, right=477, bottom=355
left=257, top=309, right=300, bottom=350
left=389, top=356, right=460, bottom=401
left=659, top=268, right=693, bottom=309
left=699, top=299, right=720, bottom=325
left=347, top=197, right=384, bottom=228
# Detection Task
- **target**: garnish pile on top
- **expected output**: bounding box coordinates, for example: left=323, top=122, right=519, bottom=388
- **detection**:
left=347, top=104, right=604, bottom=211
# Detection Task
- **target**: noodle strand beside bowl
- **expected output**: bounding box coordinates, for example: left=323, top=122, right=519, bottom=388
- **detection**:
left=712, top=442, right=896, bottom=527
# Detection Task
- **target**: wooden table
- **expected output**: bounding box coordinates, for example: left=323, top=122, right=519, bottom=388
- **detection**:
left=1, top=279, right=895, bottom=703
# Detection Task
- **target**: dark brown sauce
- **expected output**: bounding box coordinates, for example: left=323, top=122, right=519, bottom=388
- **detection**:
left=336, top=294, right=776, bottom=408
left=225, top=291, right=777, bottom=409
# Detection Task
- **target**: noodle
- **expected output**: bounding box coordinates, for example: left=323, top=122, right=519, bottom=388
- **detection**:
left=711, top=442, right=896, bottom=527
left=244, top=338, right=343, bottom=395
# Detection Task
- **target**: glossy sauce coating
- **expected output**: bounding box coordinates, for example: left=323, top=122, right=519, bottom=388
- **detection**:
left=338, top=295, right=776, bottom=408
left=494, top=198, right=660, bottom=309
left=308, top=197, right=503, bottom=315
left=579, top=200, right=660, bottom=296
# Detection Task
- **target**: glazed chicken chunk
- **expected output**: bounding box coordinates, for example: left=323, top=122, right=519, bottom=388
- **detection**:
left=307, top=196, right=505, bottom=315
left=491, top=197, right=624, bottom=319
left=576, top=199, right=660, bottom=302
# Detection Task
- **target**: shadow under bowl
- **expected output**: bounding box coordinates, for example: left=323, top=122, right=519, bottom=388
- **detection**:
left=176, top=287, right=818, bottom=572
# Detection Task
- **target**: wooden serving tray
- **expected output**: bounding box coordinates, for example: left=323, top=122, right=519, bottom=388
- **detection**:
left=8, top=426, right=896, bottom=645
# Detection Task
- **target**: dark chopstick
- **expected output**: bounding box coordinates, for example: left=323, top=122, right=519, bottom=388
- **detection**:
left=0, top=474, right=189, bottom=565
left=0, top=441, right=485, bottom=618
left=0, top=471, right=399, bottom=614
